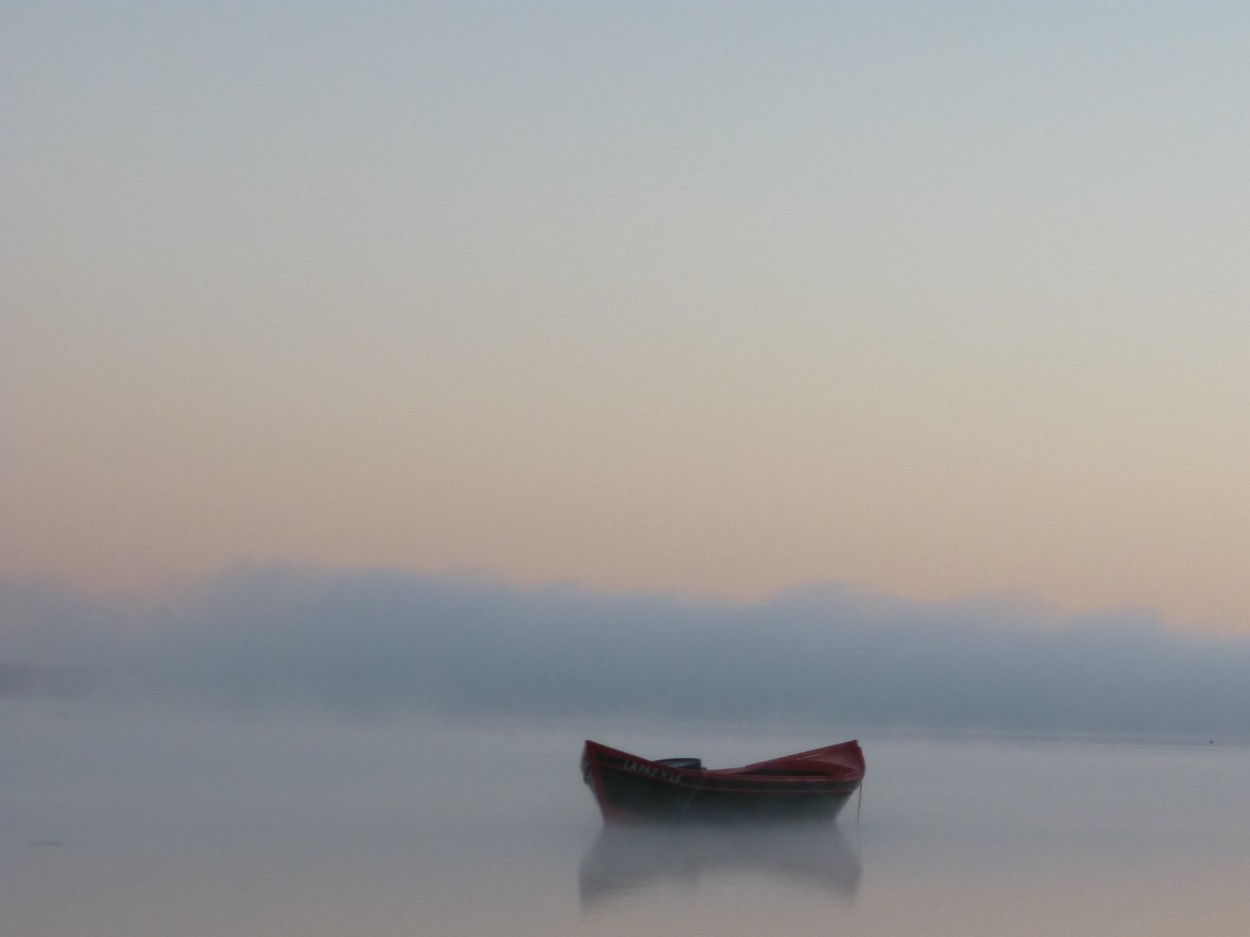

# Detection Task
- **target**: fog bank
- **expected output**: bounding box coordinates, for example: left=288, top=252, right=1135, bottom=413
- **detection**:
left=3, top=568, right=1248, bottom=734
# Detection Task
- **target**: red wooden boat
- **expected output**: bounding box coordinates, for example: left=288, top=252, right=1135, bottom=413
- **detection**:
left=581, top=739, right=865, bottom=823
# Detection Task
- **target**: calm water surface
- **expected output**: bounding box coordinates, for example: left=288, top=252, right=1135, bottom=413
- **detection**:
left=5, top=703, right=1250, bottom=936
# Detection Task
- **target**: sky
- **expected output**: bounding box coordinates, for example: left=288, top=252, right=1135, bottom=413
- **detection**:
left=4, top=1, right=1249, bottom=633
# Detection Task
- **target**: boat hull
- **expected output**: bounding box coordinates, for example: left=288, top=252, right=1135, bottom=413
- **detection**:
left=582, top=740, right=864, bottom=824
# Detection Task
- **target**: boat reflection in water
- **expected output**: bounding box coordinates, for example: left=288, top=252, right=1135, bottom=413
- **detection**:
left=578, top=821, right=861, bottom=908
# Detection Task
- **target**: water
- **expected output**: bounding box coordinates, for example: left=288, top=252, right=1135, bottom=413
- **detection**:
left=5, top=703, right=1250, bottom=936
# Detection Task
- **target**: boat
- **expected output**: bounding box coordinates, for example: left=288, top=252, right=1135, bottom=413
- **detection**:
left=581, top=739, right=865, bottom=823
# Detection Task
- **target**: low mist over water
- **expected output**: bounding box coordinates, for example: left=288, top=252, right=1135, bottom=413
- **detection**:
left=4, top=568, right=1250, bottom=736
left=9, top=570, right=1250, bottom=933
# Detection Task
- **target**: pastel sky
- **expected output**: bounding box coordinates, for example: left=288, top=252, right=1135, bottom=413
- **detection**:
left=4, top=2, right=1248, bottom=630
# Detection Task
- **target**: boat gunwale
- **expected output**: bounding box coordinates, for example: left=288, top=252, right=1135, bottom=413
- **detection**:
left=583, top=739, right=866, bottom=785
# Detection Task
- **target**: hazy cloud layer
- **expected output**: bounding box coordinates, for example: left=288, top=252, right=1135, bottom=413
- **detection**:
left=3, top=568, right=1249, bottom=735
